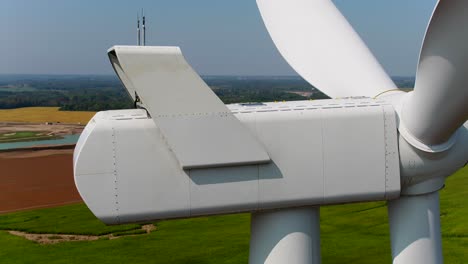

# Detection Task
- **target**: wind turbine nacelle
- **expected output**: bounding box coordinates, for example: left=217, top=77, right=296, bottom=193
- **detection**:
left=74, top=101, right=400, bottom=225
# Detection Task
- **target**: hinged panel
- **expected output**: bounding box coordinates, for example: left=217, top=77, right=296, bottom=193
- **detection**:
left=108, top=46, right=271, bottom=169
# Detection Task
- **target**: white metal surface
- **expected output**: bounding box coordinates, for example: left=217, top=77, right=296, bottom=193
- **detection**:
left=249, top=207, right=321, bottom=264
left=190, top=166, right=259, bottom=216
left=401, top=0, right=468, bottom=149
left=108, top=46, right=226, bottom=115
left=321, top=105, right=398, bottom=202
left=251, top=104, right=400, bottom=208
left=397, top=122, right=468, bottom=194
left=74, top=100, right=400, bottom=224
left=388, top=192, right=443, bottom=264
left=74, top=110, right=191, bottom=223
left=156, top=114, right=270, bottom=169
left=108, top=46, right=270, bottom=169
left=252, top=110, right=325, bottom=209
left=256, top=0, right=399, bottom=98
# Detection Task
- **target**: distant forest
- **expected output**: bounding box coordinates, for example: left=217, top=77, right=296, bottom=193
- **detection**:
left=0, top=75, right=414, bottom=111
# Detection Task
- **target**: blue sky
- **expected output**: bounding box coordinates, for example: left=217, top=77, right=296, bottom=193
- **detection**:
left=1, top=0, right=437, bottom=76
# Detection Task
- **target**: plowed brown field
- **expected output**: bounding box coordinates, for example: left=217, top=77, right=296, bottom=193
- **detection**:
left=0, top=148, right=82, bottom=214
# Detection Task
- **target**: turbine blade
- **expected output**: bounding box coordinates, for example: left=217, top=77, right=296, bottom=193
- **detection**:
left=401, top=0, right=468, bottom=148
left=256, top=0, right=397, bottom=98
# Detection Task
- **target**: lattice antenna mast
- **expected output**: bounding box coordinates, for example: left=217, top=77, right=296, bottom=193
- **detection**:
left=137, top=13, right=140, bottom=46
left=142, top=9, right=146, bottom=46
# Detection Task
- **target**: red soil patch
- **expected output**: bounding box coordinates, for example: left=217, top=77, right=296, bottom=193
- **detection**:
left=0, top=149, right=82, bottom=214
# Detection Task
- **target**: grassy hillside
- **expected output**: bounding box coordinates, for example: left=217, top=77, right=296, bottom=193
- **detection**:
left=0, top=166, right=466, bottom=263
left=0, top=107, right=95, bottom=124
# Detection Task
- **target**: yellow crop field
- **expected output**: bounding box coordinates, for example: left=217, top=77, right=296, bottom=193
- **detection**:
left=0, top=107, right=96, bottom=124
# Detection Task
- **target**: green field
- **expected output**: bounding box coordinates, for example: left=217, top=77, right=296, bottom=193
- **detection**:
left=0, top=131, right=61, bottom=143
left=0, top=167, right=466, bottom=263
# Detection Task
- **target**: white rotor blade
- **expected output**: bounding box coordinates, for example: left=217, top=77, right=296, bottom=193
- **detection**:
left=256, top=0, right=397, bottom=98
left=402, top=0, right=468, bottom=148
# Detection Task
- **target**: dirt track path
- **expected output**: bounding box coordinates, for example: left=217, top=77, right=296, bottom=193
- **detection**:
left=0, top=122, right=84, bottom=136
left=7, top=224, right=156, bottom=244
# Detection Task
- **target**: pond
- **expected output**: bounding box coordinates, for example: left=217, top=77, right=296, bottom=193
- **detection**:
left=0, top=134, right=81, bottom=150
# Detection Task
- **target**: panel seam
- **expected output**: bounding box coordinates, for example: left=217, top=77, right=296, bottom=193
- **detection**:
left=382, top=106, right=390, bottom=199
left=111, top=126, right=121, bottom=224
left=320, top=109, right=325, bottom=204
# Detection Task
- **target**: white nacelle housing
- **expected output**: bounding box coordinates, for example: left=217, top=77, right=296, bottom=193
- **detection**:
left=74, top=100, right=400, bottom=224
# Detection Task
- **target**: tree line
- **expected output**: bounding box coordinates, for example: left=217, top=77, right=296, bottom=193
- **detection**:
left=0, top=75, right=417, bottom=111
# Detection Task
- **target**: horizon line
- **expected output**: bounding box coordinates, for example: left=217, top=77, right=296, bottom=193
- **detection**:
left=0, top=73, right=416, bottom=79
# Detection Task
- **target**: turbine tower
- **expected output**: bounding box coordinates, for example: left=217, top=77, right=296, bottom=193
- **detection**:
left=74, top=1, right=468, bottom=263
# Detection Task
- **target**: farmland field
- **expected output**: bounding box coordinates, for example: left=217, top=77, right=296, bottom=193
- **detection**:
left=0, top=166, right=466, bottom=263
left=0, top=107, right=95, bottom=124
